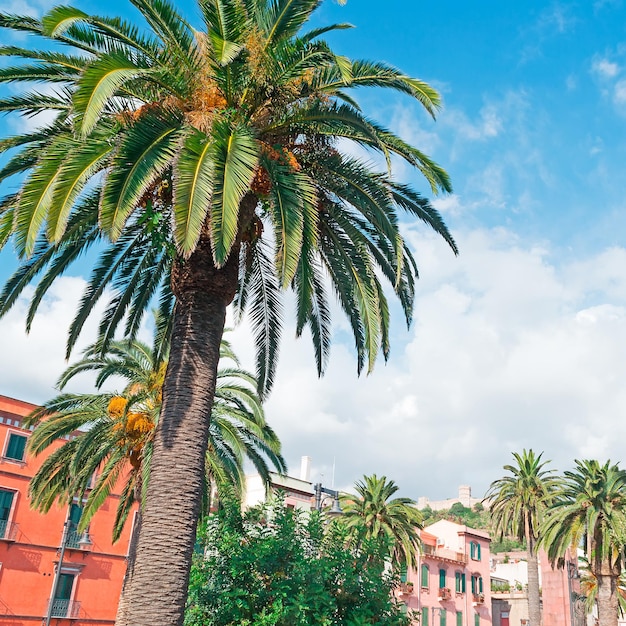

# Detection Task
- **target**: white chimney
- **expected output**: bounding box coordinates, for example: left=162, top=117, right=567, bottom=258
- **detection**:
left=300, top=456, right=312, bottom=482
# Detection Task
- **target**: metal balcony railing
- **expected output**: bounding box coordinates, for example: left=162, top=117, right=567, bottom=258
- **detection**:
left=49, top=599, right=81, bottom=618
left=65, top=528, right=93, bottom=550
left=0, top=519, right=18, bottom=541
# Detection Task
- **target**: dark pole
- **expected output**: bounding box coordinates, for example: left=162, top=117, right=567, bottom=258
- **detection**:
left=44, top=519, right=70, bottom=626
left=314, top=483, right=322, bottom=511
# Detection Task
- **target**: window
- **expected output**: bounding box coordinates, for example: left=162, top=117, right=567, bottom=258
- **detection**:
left=471, top=575, right=483, bottom=594
left=474, top=613, right=480, bottom=626
left=456, top=612, right=463, bottom=626
left=0, top=489, right=14, bottom=538
left=439, top=568, right=446, bottom=588
left=470, top=541, right=481, bottom=561
left=4, top=433, right=26, bottom=461
left=455, top=571, right=466, bottom=594
left=51, top=573, right=76, bottom=617
left=421, top=564, right=429, bottom=588
left=400, top=564, right=408, bottom=583
left=440, top=608, right=447, bottom=626
left=66, top=503, right=84, bottom=549
left=422, top=607, right=429, bottom=626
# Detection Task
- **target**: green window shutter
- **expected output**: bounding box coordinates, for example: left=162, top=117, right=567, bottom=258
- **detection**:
left=455, top=572, right=460, bottom=593
left=456, top=612, right=463, bottom=626
left=421, top=564, right=429, bottom=588
left=422, top=607, right=429, bottom=626
left=475, top=613, right=480, bottom=626
left=477, top=542, right=481, bottom=561
left=439, top=568, right=446, bottom=588
left=0, top=490, right=13, bottom=521
left=470, top=541, right=475, bottom=559
left=5, top=433, right=26, bottom=461
left=461, top=573, right=466, bottom=593
left=69, top=503, right=83, bottom=528
left=440, top=608, right=447, bottom=626
left=471, top=576, right=476, bottom=595
left=400, top=565, right=408, bottom=583
left=478, top=576, right=483, bottom=593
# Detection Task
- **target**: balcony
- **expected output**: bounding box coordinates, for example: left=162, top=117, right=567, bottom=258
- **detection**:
left=49, top=599, right=81, bottom=619
left=0, top=519, right=18, bottom=541
left=472, top=593, right=485, bottom=605
left=399, top=582, right=414, bottom=595
left=66, top=529, right=93, bottom=550
left=437, top=587, right=452, bottom=602
left=422, top=544, right=467, bottom=564
left=438, top=587, right=451, bottom=601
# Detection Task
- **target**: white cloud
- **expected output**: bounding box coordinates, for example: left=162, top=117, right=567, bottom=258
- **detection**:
left=225, top=227, right=626, bottom=500
left=432, top=194, right=466, bottom=217
left=5, top=228, right=626, bottom=503
left=614, top=79, right=626, bottom=104
left=440, top=105, right=502, bottom=143
left=592, top=57, right=620, bottom=79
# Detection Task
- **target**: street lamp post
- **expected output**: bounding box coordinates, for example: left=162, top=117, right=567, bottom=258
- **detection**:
left=44, top=519, right=93, bottom=625
left=44, top=519, right=70, bottom=626
left=313, top=483, right=343, bottom=517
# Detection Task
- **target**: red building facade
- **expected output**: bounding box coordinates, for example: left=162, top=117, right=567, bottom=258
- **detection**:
left=0, top=395, right=132, bottom=625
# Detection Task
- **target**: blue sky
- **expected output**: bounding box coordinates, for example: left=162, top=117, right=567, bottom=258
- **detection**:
left=2, top=0, right=626, bottom=501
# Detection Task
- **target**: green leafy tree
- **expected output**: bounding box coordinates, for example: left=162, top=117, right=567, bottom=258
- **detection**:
left=185, top=496, right=413, bottom=626
left=340, top=474, right=422, bottom=569
left=541, top=459, right=626, bottom=626
left=485, top=450, right=560, bottom=626
left=0, top=0, right=455, bottom=621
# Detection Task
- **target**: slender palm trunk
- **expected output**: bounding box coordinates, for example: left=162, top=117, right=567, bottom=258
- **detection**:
left=596, top=573, right=618, bottom=626
left=118, top=221, right=243, bottom=625
left=525, top=519, right=541, bottom=626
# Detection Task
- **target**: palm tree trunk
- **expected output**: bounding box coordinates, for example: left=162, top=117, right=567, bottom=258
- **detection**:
left=596, top=573, right=618, bottom=626
left=525, top=523, right=542, bottom=626
left=117, top=224, right=242, bottom=626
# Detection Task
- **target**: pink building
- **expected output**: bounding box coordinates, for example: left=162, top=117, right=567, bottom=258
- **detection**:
left=401, top=520, right=492, bottom=626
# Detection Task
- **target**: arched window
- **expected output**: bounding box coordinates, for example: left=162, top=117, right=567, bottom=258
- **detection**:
left=455, top=571, right=466, bottom=594
left=471, top=575, right=484, bottom=595
left=421, top=564, right=429, bottom=589
left=470, top=541, right=481, bottom=561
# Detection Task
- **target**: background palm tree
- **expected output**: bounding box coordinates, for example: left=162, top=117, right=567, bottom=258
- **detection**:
left=340, top=474, right=422, bottom=569
left=578, top=555, right=626, bottom=618
left=541, top=459, right=626, bottom=626
left=25, top=334, right=285, bottom=539
left=0, top=0, right=455, bottom=622
left=26, top=333, right=285, bottom=624
left=485, top=449, right=560, bottom=626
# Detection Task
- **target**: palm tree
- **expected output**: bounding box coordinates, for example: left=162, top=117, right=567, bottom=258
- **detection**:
left=579, top=556, right=626, bottom=618
left=485, top=450, right=560, bottom=626
left=25, top=334, right=285, bottom=538
left=541, top=459, right=626, bottom=626
left=340, top=474, right=422, bottom=569
left=0, top=1, right=456, bottom=622
left=26, top=334, right=285, bottom=623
